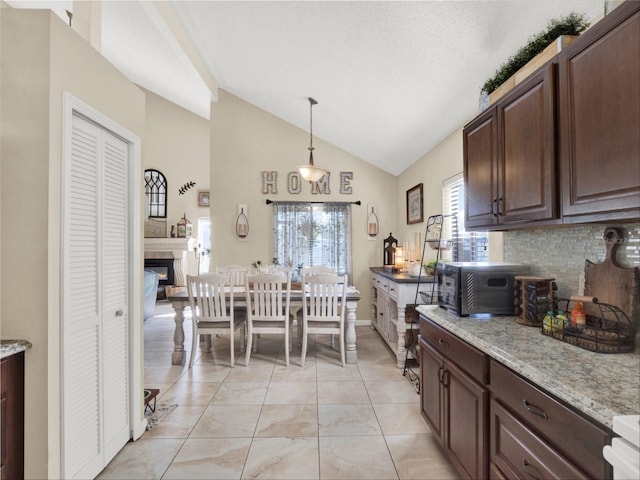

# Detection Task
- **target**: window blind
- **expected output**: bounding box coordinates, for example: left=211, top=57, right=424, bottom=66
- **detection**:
left=443, top=173, right=489, bottom=262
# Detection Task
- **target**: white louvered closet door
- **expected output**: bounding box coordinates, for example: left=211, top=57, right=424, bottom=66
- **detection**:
left=62, top=113, right=130, bottom=479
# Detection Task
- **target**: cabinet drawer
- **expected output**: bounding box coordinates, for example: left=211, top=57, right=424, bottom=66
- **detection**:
left=490, top=398, right=588, bottom=480
left=420, top=316, right=488, bottom=385
left=374, top=275, right=389, bottom=294
left=490, top=360, right=611, bottom=479
left=387, top=281, right=399, bottom=300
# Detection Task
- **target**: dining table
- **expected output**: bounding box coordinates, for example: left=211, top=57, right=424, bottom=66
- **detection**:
left=166, top=285, right=361, bottom=365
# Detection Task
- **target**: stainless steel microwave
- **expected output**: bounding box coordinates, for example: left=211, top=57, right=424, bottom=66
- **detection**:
left=437, top=262, right=530, bottom=316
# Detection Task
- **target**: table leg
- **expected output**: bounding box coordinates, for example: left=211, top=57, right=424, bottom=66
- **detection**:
left=172, top=303, right=186, bottom=365
left=345, top=300, right=357, bottom=364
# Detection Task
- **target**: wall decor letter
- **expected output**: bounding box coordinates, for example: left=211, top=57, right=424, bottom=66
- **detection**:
left=311, top=173, right=330, bottom=195
left=340, top=172, right=353, bottom=194
left=262, top=171, right=278, bottom=194
left=287, top=172, right=302, bottom=194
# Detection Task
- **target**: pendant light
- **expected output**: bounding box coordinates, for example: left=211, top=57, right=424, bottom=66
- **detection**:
left=297, top=97, right=328, bottom=182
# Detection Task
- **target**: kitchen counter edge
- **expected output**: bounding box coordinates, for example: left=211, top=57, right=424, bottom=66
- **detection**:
left=417, top=305, right=640, bottom=429
left=370, top=266, right=436, bottom=283
left=1, top=340, right=32, bottom=360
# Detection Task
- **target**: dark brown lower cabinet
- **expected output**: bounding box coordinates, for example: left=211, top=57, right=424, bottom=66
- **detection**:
left=490, top=399, right=589, bottom=479
left=420, top=318, right=489, bottom=480
left=490, top=360, right=612, bottom=480
left=1, top=351, right=25, bottom=480
left=419, top=315, right=613, bottom=480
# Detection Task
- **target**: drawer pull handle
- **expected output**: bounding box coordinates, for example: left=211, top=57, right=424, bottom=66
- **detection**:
left=438, top=366, right=444, bottom=385
left=438, top=338, right=448, bottom=347
left=115, top=309, right=124, bottom=317
left=522, top=459, right=543, bottom=480
left=442, top=369, right=450, bottom=387
left=522, top=400, right=548, bottom=421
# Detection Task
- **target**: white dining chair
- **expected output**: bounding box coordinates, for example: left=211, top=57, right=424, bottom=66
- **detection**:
left=300, top=273, right=347, bottom=367
left=215, top=264, right=249, bottom=290
left=296, top=266, right=337, bottom=343
left=301, top=265, right=336, bottom=275
left=215, top=264, right=249, bottom=321
left=186, top=273, right=245, bottom=368
left=244, top=271, right=291, bottom=366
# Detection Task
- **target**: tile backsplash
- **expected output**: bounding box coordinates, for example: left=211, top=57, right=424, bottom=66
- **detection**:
left=504, top=222, right=640, bottom=300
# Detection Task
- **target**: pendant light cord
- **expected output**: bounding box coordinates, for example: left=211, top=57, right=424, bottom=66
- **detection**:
left=308, top=97, right=317, bottom=164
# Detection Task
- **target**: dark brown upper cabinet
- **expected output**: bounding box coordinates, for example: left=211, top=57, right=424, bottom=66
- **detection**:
left=558, top=1, right=640, bottom=223
left=464, top=64, right=558, bottom=230
left=464, top=1, right=639, bottom=230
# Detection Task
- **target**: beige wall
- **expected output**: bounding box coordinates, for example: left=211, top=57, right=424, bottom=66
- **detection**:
left=1, top=9, right=145, bottom=478
left=142, top=88, right=210, bottom=274
left=210, top=90, right=396, bottom=318
left=395, top=127, right=504, bottom=264
left=395, top=127, right=465, bottom=264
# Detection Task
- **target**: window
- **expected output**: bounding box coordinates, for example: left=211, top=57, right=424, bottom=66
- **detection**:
left=144, top=169, right=167, bottom=218
left=197, top=217, right=211, bottom=274
left=272, top=202, right=352, bottom=279
left=443, top=173, right=488, bottom=262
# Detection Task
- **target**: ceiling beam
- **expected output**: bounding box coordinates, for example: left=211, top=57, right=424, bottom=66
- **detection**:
left=140, top=0, right=219, bottom=102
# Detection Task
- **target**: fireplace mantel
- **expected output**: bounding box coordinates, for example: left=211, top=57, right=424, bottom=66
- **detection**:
left=144, top=238, right=192, bottom=286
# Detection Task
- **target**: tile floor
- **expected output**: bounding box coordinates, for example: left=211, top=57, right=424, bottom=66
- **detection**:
left=98, top=301, right=459, bottom=479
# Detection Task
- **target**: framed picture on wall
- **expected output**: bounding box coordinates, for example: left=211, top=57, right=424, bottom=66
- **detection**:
left=198, top=191, right=210, bottom=207
left=406, top=183, right=423, bottom=224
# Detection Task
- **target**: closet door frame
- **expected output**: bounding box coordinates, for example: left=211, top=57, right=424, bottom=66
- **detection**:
left=60, top=92, right=144, bottom=477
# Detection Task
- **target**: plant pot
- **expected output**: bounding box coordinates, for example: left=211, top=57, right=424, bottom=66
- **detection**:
left=427, top=239, right=451, bottom=250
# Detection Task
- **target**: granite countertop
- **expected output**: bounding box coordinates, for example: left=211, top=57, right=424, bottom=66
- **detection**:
left=370, top=266, right=436, bottom=283
left=416, top=305, right=640, bottom=429
left=1, top=340, right=32, bottom=360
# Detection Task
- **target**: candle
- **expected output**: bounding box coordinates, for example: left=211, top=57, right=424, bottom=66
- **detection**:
left=395, top=247, right=404, bottom=270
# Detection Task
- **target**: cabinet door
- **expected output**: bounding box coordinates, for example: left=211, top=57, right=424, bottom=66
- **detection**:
left=444, top=359, right=488, bottom=480
left=1, top=352, right=25, bottom=480
left=420, top=339, right=445, bottom=441
left=498, top=64, right=557, bottom=224
left=464, top=107, right=499, bottom=229
left=559, top=2, right=640, bottom=221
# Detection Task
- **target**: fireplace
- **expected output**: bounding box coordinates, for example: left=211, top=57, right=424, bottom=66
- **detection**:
left=144, top=237, right=191, bottom=300
left=144, top=258, right=175, bottom=299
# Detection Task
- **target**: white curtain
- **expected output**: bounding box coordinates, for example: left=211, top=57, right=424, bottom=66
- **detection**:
left=272, top=202, right=352, bottom=280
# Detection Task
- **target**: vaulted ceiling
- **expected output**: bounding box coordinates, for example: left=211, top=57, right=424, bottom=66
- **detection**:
left=7, top=0, right=604, bottom=175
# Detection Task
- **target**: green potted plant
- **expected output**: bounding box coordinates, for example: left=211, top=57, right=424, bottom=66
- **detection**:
left=481, top=12, right=589, bottom=102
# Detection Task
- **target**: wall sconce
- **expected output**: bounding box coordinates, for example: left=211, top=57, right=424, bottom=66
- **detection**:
left=367, top=204, right=379, bottom=239
left=236, top=204, right=249, bottom=239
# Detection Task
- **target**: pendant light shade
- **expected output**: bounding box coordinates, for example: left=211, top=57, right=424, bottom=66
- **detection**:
left=297, top=97, right=328, bottom=182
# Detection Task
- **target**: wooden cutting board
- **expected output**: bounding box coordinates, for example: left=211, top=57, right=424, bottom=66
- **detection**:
left=584, top=227, right=639, bottom=324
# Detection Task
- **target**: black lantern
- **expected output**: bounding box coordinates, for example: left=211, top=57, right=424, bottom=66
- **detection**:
left=176, top=213, right=192, bottom=238
left=383, top=233, right=398, bottom=270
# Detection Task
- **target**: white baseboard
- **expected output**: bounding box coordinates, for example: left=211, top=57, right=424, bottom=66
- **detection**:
left=355, top=319, right=371, bottom=326
left=131, top=419, right=148, bottom=440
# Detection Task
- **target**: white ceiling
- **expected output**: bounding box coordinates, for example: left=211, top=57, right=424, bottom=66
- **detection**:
left=7, top=0, right=604, bottom=175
